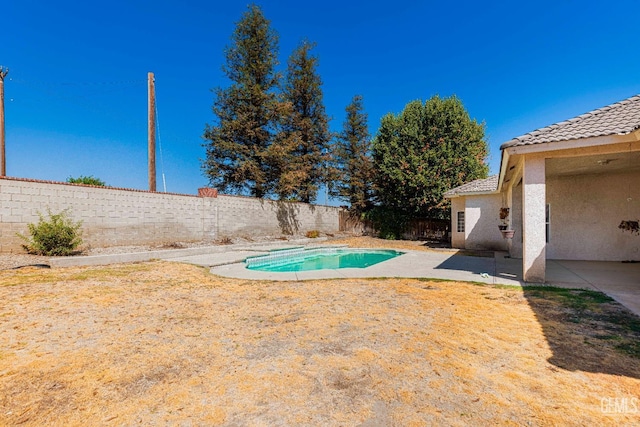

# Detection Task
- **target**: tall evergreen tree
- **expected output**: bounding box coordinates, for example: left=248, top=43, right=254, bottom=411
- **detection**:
left=373, top=95, right=488, bottom=220
left=329, top=95, right=375, bottom=212
left=272, top=40, right=330, bottom=202
left=202, top=4, right=282, bottom=197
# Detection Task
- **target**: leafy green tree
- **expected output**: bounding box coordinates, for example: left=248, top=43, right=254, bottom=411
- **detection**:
left=329, top=95, right=375, bottom=212
left=272, top=40, right=330, bottom=202
left=66, top=175, right=106, bottom=186
left=372, top=95, right=488, bottom=220
left=202, top=4, right=282, bottom=197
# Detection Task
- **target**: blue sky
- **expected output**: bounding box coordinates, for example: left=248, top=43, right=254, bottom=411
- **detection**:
left=4, top=0, right=640, bottom=203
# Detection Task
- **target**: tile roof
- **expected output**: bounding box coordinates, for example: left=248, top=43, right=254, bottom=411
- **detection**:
left=501, top=94, right=640, bottom=149
left=444, top=175, right=498, bottom=197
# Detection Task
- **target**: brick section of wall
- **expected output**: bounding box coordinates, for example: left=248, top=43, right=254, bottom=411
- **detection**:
left=198, top=188, right=218, bottom=198
left=0, top=178, right=340, bottom=253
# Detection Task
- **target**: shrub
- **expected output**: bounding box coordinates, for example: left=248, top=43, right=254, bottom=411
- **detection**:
left=362, top=207, right=410, bottom=240
left=67, top=175, right=106, bottom=186
left=218, top=236, right=233, bottom=245
left=18, top=209, right=83, bottom=256
left=306, top=230, right=320, bottom=238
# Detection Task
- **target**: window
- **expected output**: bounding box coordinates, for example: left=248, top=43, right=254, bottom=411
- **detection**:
left=457, top=211, right=465, bottom=233
left=545, top=204, right=550, bottom=243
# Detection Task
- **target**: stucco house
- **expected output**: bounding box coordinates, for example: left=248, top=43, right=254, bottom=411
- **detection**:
left=445, top=94, right=640, bottom=283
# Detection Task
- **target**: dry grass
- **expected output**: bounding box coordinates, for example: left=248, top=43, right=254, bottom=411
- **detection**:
left=1, top=260, right=639, bottom=426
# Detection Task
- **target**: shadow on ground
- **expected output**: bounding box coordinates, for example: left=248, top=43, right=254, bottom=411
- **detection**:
left=428, top=245, right=498, bottom=282
left=433, top=254, right=495, bottom=276
left=521, top=286, right=640, bottom=379
left=420, top=240, right=452, bottom=249
left=447, top=251, right=640, bottom=378
left=433, top=250, right=640, bottom=378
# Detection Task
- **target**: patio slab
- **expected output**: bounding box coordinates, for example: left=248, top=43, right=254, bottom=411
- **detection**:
left=164, top=251, right=265, bottom=267
left=209, top=250, right=519, bottom=286
left=553, top=260, right=640, bottom=316
left=207, top=249, right=640, bottom=317
left=494, top=254, right=640, bottom=315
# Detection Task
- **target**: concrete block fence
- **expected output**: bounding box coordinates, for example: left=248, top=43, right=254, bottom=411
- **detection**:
left=0, top=177, right=341, bottom=253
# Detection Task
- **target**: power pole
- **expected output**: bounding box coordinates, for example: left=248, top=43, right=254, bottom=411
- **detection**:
left=0, top=66, right=8, bottom=177
left=148, top=72, right=156, bottom=192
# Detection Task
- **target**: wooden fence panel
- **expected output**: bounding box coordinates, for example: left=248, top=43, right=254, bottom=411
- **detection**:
left=339, top=211, right=375, bottom=235
left=339, top=211, right=449, bottom=241
left=403, top=218, right=450, bottom=241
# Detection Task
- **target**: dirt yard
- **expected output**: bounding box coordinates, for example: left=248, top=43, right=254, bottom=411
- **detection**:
left=1, top=258, right=639, bottom=425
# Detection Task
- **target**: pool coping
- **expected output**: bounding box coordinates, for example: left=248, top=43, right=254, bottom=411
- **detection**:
left=208, top=247, right=522, bottom=286
left=244, top=245, right=392, bottom=269
left=47, top=237, right=329, bottom=268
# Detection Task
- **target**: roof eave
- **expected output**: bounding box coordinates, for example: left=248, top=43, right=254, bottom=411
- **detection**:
left=500, top=139, right=519, bottom=150
left=500, top=93, right=640, bottom=150
left=503, top=133, right=632, bottom=156
left=444, top=189, right=500, bottom=199
left=496, top=147, right=510, bottom=192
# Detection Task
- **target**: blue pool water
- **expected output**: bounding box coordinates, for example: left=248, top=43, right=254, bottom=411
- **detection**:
left=246, top=248, right=403, bottom=272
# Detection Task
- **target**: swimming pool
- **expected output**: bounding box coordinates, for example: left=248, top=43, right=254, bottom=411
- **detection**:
left=246, top=247, right=404, bottom=272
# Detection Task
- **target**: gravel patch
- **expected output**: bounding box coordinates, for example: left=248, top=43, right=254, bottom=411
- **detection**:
left=0, top=253, right=51, bottom=270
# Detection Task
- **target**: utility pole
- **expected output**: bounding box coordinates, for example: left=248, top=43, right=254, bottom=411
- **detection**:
left=148, top=72, right=156, bottom=191
left=0, top=66, right=8, bottom=177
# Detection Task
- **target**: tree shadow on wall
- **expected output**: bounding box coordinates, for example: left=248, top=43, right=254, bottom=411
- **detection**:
left=274, top=201, right=301, bottom=235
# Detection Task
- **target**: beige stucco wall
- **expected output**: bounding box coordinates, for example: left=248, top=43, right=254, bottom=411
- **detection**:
left=546, top=170, right=640, bottom=261
left=510, top=182, right=523, bottom=258
left=450, top=197, right=465, bottom=249
left=458, top=193, right=506, bottom=251
left=449, top=166, right=640, bottom=261
left=501, top=137, right=640, bottom=263
left=521, top=155, right=546, bottom=282
left=0, top=178, right=341, bottom=253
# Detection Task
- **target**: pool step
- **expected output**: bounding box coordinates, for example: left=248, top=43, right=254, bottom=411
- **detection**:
left=245, top=245, right=347, bottom=269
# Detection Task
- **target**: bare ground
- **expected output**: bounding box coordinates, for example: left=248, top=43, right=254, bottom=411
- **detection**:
left=1, top=255, right=639, bottom=425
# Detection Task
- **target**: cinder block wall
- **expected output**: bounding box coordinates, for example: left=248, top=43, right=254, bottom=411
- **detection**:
left=0, top=177, right=341, bottom=253
left=215, top=195, right=339, bottom=238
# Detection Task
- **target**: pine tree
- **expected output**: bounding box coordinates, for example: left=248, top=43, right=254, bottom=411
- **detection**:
left=272, top=40, right=330, bottom=202
left=329, top=95, right=374, bottom=212
left=202, top=4, right=282, bottom=198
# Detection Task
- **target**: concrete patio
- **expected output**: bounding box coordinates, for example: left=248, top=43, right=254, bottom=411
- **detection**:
left=494, top=253, right=640, bottom=316
left=46, top=242, right=639, bottom=317
left=207, top=249, right=640, bottom=316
